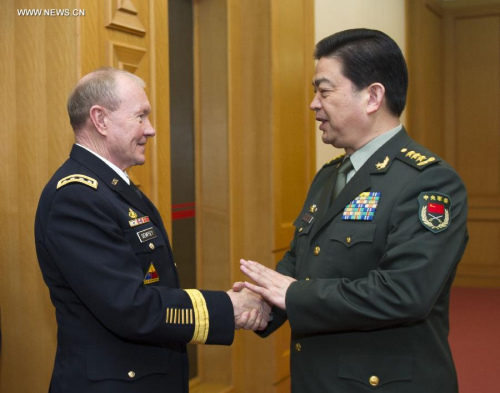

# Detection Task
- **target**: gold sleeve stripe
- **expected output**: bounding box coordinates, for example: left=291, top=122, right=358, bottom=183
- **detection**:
left=57, top=174, right=98, bottom=190
left=184, top=289, right=209, bottom=344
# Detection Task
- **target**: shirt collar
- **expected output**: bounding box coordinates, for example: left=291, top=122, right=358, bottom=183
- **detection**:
left=349, top=124, right=403, bottom=173
left=76, top=143, right=130, bottom=185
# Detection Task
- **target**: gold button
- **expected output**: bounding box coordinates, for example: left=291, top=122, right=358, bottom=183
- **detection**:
left=309, top=204, right=317, bottom=213
left=295, top=343, right=301, bottom=352
left=298, top=227, right=303, bottom=233
left=369, top=375, right=379, bottom=387
left=305, top=277, right=310, bottom=281
left=314, top=246, right=320, bottom=256
left=346, top=237, right=351, bottom=244
left=128, top=371, right=136, bottom=379
left=149, top=242, right=155, bottom=250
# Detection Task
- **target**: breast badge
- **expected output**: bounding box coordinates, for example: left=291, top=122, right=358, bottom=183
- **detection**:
left=342, top=192, right=380, bottom=221
left=418, top=192, right=451, bottom=233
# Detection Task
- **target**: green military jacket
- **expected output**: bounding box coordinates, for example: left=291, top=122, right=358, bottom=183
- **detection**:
left=260, top=129, right=468, bottom=392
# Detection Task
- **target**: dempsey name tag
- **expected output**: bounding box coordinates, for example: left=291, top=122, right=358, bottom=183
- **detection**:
left=137, top=227, right=158, bottom=243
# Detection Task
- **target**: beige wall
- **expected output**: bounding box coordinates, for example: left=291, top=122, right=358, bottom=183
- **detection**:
left=314, top=0, right=406, bottom=170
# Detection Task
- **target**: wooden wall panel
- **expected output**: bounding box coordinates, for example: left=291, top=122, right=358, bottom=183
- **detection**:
left=406, top=0, right=444, bottom=154
left=0, top=1, right=170, bottom=392
left=407, top=0, right=500, bottom=287
left=450, top=7, right=500, bottom=286
left=0, top=1, right=78, bottom=392
left=194, top=0, right=314, bottom=391
left=455, top=17, right=500, bottom=194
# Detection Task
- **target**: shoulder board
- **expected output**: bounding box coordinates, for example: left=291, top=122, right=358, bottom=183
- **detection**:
left=56, top=174, right=98, bottom=190
left=323, top=154, right=345, bottom=168
left=396, top=148, right=441, bottom=170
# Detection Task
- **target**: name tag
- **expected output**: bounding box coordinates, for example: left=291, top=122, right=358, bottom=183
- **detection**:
left=301, top=213, right=314, bottom=224
left=137, top=227, right=157, bottom=243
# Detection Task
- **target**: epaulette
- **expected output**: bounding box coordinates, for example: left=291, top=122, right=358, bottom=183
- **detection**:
left=323, top=154, right=345, bottom=168
left=396, top=148, right=441, bottom=170
left=56, top=174, right=98, bottom=190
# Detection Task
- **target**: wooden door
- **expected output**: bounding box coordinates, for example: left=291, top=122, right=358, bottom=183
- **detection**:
left=406, top=0, right=500, bottom=287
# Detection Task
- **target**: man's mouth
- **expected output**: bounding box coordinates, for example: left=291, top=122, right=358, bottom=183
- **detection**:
left=316, top=117, right=328, bottom=130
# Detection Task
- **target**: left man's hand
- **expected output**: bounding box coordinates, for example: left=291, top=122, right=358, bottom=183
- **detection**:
left=239, top=259, right=296, bottom=310
left=226, top=287, right=272, bottom=331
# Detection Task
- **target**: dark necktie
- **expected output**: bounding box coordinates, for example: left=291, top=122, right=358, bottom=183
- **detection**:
left=130, top=181, right=142, bottom=199
left=332, top=157, right=353, bottom=199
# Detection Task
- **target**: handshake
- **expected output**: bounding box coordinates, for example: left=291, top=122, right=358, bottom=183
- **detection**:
left=226, top=259, right=297, bottom=332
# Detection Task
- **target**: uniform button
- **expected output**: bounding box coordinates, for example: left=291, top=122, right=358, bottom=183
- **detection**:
left=314, top=246, right=320, bottom=256
left=369, top=375, right=379, bottom=387
left=309, top=204, right=317, bottom=213
left=346, top=237, right=351, bottom=244
left=128, top=371, right=136, bottom=379
left=298, top=227, right=303, bottom=233
left=305, top=277, right=310, bottom=281
left=295, top=343, right=301, bottom=352
left=149, top=242, right=155, bottom=250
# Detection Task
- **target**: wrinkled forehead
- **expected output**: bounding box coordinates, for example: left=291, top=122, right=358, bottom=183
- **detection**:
left=116, top=75, right=151, bottom=108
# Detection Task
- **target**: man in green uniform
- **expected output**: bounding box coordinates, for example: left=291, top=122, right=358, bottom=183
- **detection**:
left=238, top=28, right=468, bottom=393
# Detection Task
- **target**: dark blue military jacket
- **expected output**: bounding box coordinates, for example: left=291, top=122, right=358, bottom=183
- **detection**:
left=35, top=145, right=234, bottom=393
left=260, top=129, right=468, bottom=392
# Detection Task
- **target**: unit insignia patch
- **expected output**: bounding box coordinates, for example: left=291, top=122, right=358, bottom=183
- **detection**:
left=418, top=192, right=451, bottom=233
left=143, top=262, right=160, bottom=284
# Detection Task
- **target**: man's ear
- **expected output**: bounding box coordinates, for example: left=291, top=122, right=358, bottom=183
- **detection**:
left=366, top=83, right=385, bottom=114
left=89, top=105, right=108, bottom=136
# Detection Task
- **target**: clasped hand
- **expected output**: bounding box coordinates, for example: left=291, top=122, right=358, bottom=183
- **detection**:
left=227, top=259, right=296, bottom=331
left=226, top=287, right=271, bottom=331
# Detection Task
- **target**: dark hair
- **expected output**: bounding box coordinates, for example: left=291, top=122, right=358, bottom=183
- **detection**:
left=67, top=67, right=145, bottom=131
left=314, top=28, right=408, bottom=117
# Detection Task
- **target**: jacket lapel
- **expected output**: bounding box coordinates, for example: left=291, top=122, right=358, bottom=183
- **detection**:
left=310, top=129, right=412, bottom=239
left=69, top=145, right=163, bottom=228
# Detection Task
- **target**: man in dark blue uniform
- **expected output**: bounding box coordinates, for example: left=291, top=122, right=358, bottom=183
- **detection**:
left=35, top=67, right=270, bottom=393
left=238, top=29, right=468, bottom=392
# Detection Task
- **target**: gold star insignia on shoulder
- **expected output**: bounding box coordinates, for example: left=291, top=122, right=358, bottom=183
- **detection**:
left=56, top=174, right=98, bottom=190
left=397, top=147, right=439, bottom=170
left=324, top=154, right=345, bottom=167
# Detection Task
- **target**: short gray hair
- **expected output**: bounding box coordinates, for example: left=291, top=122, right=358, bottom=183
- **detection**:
left=67, top=67, right=146, bottom=131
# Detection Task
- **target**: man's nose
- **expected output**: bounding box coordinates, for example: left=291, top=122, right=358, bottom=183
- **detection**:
left=145, top=119, right=156, bottom=137
left=310, top=93, right=321, bottom=111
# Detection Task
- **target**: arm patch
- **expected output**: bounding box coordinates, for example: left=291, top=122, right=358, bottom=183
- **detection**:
left=56, top=174, right=98, bottom=190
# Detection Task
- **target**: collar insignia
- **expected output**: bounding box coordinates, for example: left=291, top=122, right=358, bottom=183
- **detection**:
left=375, top=156, right=390, bottom=170
left=129, top=208, right=138, bottom=219
left=418, top=192, right=451, bottom=233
